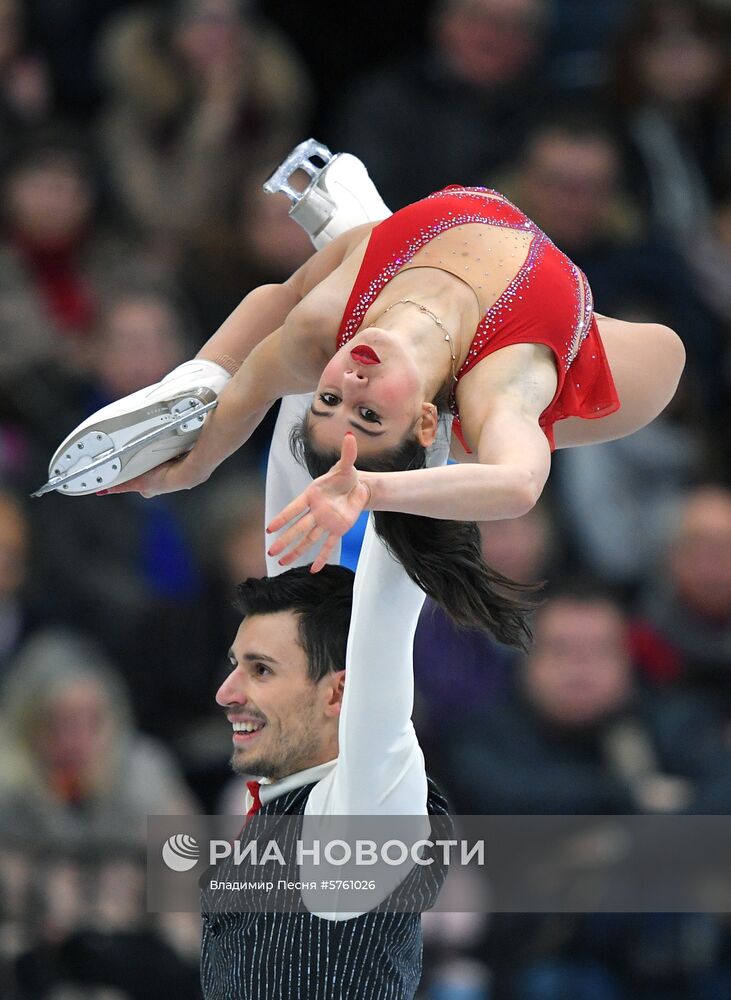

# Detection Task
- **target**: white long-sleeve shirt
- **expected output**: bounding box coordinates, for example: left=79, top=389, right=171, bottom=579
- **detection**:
left=248, top=393, right=443, bottom=820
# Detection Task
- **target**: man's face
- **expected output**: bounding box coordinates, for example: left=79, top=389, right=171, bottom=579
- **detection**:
left=671, top=490, right=731, bottom=621
left=524, top=599, right=631, bottom=727
left=94, top=298, right=184, bottom=399
left=521, top=134, right=619, bottom=250
left=40, top=680, right=112, bottom=774
left=439, top=0, right=546, bottom=88
left=6, top=161, right=92, bottom=244
left=216, top=611, right=343, bottom=781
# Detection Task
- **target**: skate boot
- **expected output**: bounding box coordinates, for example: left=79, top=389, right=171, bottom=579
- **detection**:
left=32, top=359, right=232, bottom=497
left=263, top=138, right=391, bottom=249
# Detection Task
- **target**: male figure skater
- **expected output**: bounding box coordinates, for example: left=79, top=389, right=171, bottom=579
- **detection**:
left=201, top=463, right=449, bottom=999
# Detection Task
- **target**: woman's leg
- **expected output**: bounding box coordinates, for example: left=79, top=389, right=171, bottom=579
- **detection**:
left=553, top=316, right=686, bottom=449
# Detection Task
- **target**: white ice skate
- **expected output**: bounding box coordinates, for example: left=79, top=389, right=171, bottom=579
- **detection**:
left=34, top=140, right=391, bottom=497
left=31, top=360, right=230, bottom=497
left=263, top=139, right=391, bottom=249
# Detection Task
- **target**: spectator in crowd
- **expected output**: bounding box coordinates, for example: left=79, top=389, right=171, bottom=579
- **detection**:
left=447, top=586, right=731, bottom=816
left=30, top=289, right=211, bottom=656
left=0, top=627, right=197, bottom=848
left=505, top=908, right=731, bottom=1000
left=0, top=625, right=201, bottom=997
left=608, top=0, right=731, bottom=339
left=503, top=114, right=632, bottom=260
left=329, top=0, right=554, bottom=208
left=0, top=133, right=163, bottom=389
left=633, top=484, right=731, bottom=717
left=549, top=305, right=709, bottom=592
left=502, top=113, right=723, bottom=408
left=413, top=503, right=556, bottom=763
left=445, top=587, right=731, bottom=999
left=86, top=288, right=194, bottom=402
left=0, top=490, right=48, bottom=679
left=128, top=475, right=268, bottom=811
left=23, top=0, right=130, bottom=121
left=552, top=412, right=707, bottom=592
left=0, top=0, right=53, bottom=145
left=547, top=0, right=631, bottom=92
left=609, top=0, right=730, bottom=247
left=479, top=499, right=556, bottom=586
left=96, top=0, right=313, bottom=262
left=182, top=168, right=315, bottom=333
left=692, top=183, right=731, bottom=325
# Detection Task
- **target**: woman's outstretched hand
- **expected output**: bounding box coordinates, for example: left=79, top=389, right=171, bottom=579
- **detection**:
left=266, top=433, right=372, bottom=573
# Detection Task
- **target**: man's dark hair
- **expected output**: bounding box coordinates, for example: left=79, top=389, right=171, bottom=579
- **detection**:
left=235, top=565, right=354, bottom=682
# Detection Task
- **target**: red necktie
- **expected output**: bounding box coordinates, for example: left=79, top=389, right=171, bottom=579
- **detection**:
left=235, top=780, right=263, bottom=839
left=245, top=780, right=262, bottom=822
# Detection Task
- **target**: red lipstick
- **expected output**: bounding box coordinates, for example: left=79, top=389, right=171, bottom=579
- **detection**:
left=350, top=346, right=380, bottom=365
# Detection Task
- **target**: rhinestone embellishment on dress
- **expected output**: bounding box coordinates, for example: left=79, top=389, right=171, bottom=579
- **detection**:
left=336, top=186, right=601, bottom=421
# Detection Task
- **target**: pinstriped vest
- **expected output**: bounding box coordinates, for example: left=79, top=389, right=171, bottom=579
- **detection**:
left=200, top=776, right=450, bottom=1000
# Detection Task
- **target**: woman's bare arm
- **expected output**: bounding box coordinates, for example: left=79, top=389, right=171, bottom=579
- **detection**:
left=196, top=222, right=376, bottom=369
left=105, top=223, right=377, bottom=496
left=196, top=284, right=301, bottom=371
left=268, top=405, right=551, bottom=570
left=366, top=403, right=551, bottom=521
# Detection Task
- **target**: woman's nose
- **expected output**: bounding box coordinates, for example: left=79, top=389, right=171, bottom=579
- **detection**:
left=344, top=369, right=368, bottom=384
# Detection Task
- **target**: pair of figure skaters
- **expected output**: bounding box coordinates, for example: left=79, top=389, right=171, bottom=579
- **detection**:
left=39, top=141, right=683, bottom=998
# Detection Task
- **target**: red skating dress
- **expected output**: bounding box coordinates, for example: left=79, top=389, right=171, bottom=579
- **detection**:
left=335, top=186, right=620, bottom=450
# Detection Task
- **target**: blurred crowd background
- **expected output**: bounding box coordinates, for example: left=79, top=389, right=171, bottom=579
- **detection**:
left=0, top=0, right=729, bottom=997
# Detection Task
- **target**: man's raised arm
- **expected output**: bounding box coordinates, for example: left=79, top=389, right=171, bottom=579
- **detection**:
left=307, top=517, right=428, bottom=817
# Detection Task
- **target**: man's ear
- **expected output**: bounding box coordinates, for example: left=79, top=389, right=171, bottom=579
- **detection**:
left=322, top=669, right=345, bottom=718
left=415, top=402, right=439, bottom=448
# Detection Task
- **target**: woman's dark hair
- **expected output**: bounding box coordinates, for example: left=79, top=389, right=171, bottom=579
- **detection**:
left=290, top=419, right=539, bottom=651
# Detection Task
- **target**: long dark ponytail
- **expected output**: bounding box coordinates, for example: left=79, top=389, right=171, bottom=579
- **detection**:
left=290, top=421, right=540, bottom=650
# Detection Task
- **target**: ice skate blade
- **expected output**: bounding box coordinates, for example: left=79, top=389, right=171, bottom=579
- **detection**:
left=263, top=139, right=334, bottom=203
left=32, top=397, right=218, bottom=497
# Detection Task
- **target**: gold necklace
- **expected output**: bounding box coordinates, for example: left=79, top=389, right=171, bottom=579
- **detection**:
left=377, top=298, right=458, bottom=384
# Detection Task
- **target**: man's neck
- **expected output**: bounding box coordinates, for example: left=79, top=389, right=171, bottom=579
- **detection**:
left=257, top=757, right=338, bottom=805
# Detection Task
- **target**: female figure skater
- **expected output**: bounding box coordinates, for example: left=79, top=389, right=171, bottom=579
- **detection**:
left=55, top=171, right=685, bottom=647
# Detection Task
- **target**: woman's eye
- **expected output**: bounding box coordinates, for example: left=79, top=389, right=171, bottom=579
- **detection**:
left=319, top=393, right=340, bottom=406
left=359, top=407, right=381, bottom=423
left=254, top=663, right=270, bottom=676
